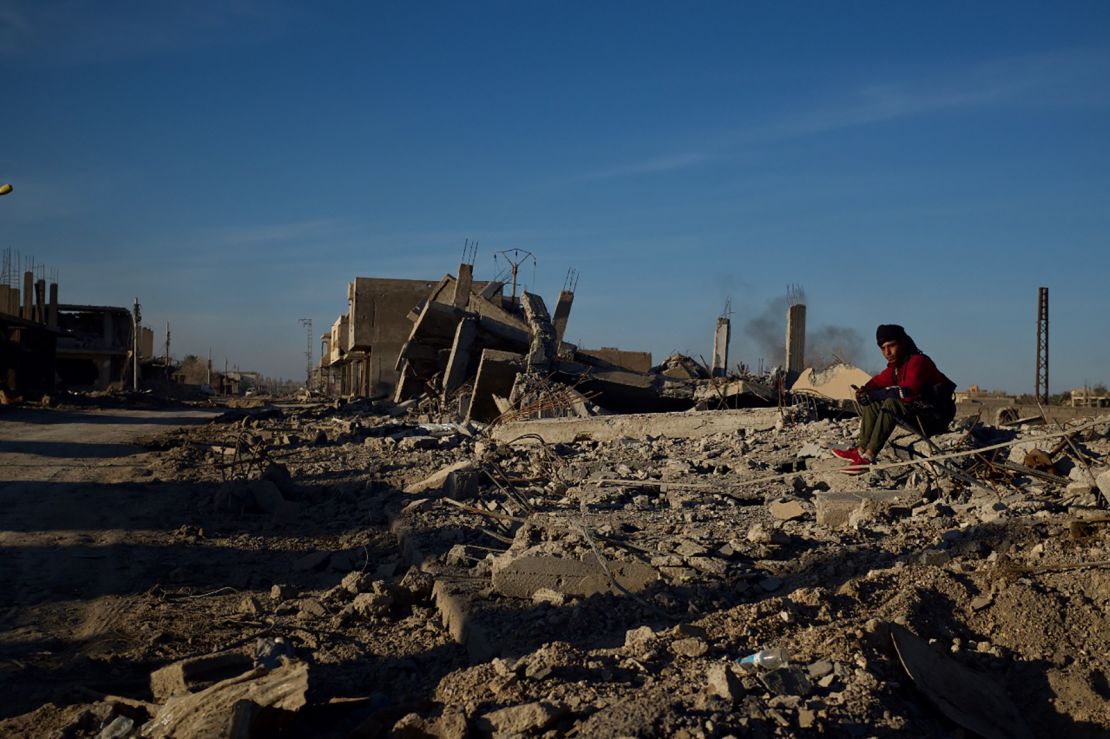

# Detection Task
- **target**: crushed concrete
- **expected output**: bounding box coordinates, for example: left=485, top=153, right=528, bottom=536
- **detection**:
left=1, top=394, right=1108, bottom=738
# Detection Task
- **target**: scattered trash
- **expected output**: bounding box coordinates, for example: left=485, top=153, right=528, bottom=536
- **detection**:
left=737, top=647, right=790, bottom=670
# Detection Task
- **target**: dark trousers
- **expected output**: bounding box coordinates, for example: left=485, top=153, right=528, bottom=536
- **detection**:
left=857, top=398, right=951, bottom=457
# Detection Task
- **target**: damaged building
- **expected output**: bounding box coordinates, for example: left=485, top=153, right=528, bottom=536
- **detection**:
left=0, top=269, right=60, bottom=398
left=1, top=257, right=153, bottom=395
left=318, top=260, right=777, bottom=422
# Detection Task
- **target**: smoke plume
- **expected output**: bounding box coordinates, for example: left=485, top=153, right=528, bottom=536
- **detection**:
left=743, top=296, right=863, bottom=371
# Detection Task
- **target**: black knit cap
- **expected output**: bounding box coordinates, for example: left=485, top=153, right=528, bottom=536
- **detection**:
left=876, top=324, right=908, bottom=346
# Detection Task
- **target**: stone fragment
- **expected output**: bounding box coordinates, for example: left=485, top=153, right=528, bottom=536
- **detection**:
left=298, top=598, right=327, bottom=617
left=478, top=702, right=564, bottom=735
left=446, top=544, right=487, bottom=567
left=1095, top=469, right=1110, bottom=500
left=758, top=665, right=813, bottom=697
left=399, top=435, right=438, bottom=450
left=149, top=650, right=253, bottom=703
left=706, top=663, right=744, bottom=704
left=340, top=570, right=374, bottom=594
left=352, top=591, right=394, bottom=617
left=625, top=625, right=657, bottom=649
left=807, top=660, right=834, bottom=679
left=768, top=499, right=806, bottom=521
left=672, top=637, right=709, bottom=658
left=270, top=583, right=294, bottom=601
left=814, top=490, right=905, bottom=529
left=403, top=460, right=476, bottom=494
left=433, top=708, right=469, bottom=739
left=97, top=716, right=134, bottom=739
left=238, top=595, right=262, bottom=615
left=396, top=568, right=435, bottom=605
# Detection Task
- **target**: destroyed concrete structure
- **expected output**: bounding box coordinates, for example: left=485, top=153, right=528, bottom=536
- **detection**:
left=55, top=304, right=139, bottom=390
left=0, top=269, right=61, bottom=397
left=318, top=261, right=777, bottom=420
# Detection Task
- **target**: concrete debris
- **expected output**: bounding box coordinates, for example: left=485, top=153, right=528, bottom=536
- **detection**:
left=144, top=660, right=309, bottom=738
left=490, top=553, right=658, bottom=599
left=478, top=701, right=565, bottom=735
left=149, top=650, right=254, bottom=703
left=891, top=623, right=1033, bottom=739
left=790, top=362, right=872, bottom=402
left=316, top=267, right=785, bottom=422
left=3, top=364, right=1109, bottom=738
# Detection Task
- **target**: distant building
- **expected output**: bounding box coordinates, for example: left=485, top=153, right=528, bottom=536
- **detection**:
left=1069, top=387, right=1110, bottom=407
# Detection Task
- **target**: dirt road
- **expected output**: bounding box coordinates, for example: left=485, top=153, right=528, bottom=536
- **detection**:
left=0, top=407, right=218, bottom=720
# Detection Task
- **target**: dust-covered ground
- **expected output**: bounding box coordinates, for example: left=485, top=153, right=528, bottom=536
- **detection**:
left=1, top=397, right=1107, bottom=738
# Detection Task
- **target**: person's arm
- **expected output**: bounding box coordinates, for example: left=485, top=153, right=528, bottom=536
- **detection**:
left=863, top=366, right=893, bottom=392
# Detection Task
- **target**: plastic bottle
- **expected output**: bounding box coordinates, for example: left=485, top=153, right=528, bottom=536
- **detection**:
left=736, top=647, right=790, bottom=669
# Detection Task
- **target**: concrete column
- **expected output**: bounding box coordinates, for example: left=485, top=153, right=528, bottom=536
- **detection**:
left=22, top=271, right=32, bottom=320
left=443, top=316, right=477, bottom=394
left=552, top=290, right=574, bottom=343
left=453, top=263, right=473, bottom=309
left=34, top=279, right=46, bottom=324
left=786, top=303, right=806, bottom=376
left=712, top=317, right=730, bottom=377
left=47, top=283, right=59, bottom=328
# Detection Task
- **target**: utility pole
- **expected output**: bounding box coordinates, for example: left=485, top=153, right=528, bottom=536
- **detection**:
left=164, top=321, right=171, bottom=365
left=1035, top=287, right=1049, bottom=404
left=493, top=248, right=536, bottom=305
left=207, top=349, right=212, bottom=386
left=132, top=297, right=141, bottom=391
left=299, top=318, right=313, bottom=387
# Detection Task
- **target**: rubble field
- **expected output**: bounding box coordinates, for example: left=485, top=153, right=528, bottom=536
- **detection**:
left=1, top=396, right=1108, bottom=738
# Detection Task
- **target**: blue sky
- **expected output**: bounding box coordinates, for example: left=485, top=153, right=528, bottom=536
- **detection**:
left=1, top=1, right=1108, bottom=392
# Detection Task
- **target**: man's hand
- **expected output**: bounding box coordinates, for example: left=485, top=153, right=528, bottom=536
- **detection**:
left=852, top=384, right=871, bottom=405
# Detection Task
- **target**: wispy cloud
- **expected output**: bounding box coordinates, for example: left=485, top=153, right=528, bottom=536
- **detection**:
left=0, top=0, right=301, bottom=64
left=764, top=49, right=1110, bottom=139
left=582, top=152, right=709, bottom=182
left=570, top=48, right=1110, bottom=183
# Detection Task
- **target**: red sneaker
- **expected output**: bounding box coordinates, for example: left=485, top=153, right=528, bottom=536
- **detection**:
left=832, top=448, right=859, bottom=461
left=845, top=452, right=874, bottom=474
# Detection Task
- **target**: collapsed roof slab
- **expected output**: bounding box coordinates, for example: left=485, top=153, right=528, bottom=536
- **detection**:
left=790, top=363, right=872, bottom=402
left=490, top=406, right=781, bottom=444
left=467, top=349, right=525, bottom=424
left=575, top=347, right=653, bottom=374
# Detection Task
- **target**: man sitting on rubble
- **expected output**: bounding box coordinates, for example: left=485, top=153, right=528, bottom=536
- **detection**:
left=833, top=324, right=956, bottom=471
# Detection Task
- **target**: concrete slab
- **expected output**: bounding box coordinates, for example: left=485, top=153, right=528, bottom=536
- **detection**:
left=467, top=349, right=524, bottom=424
left=491, top=407, right=781, bottom=444
left=814, top=489, right=912, bottom=529
left=790, top=363, right=873, bottom=402
left=491, top=553, right=658, bottom=599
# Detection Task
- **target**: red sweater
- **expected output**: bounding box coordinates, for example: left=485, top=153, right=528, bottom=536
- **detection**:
left=863, top=353, right=951, bottom=404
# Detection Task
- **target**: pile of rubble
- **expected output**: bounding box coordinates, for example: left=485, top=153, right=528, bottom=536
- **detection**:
left=3, top=392, right=1109, bottom=738
left=388, top=269, right=776, bottom=424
